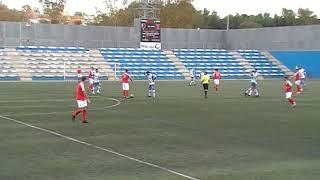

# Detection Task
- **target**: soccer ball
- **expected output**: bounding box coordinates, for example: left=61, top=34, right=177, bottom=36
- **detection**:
left=130, top=94, right=134, bottom=98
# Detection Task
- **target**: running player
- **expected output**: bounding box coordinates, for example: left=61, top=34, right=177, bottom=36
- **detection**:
left=72, top=76, right=91, bottom=123
left=201, top=71, right=210, bottom=98
left=92, top=68, right=101, bottom=95
left=299, top=66, right=307, bottom=86
left=212, top=68, right=221, bottom=92
left=121, top=69, right=133, bottom=98
left=88, top=67, right=94, bottom=91
left=200, top=70, right=205, bottom=80
left=283, top=76, right=297, bottom=108
left=145, top=71, right=157, bottom=98
left=189, top=68, right=196, bottom=86
left=294, top=68, right=303, bottom=94
left=77, top=66, right=82, bottom=81
left=245, top=69, right=260, bottom=97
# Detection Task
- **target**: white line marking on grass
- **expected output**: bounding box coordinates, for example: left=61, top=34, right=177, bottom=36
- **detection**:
left=0, top=115, right=200, bottom=180
left=0, top=99, right=73, bottom=103
left=0, top=96, right=103, bottom=103
left=2, top=98, right=121, bottom=117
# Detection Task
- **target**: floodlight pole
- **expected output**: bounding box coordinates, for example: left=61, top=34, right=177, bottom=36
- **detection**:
left=227, top=15, right=230, bottom=30
left=19, top=23, right=22, bottom=46
left=137, top=0, right=160, bottom=19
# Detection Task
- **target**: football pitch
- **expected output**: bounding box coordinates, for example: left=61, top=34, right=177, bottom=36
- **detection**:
left=0, top=80, right=319, bottom=180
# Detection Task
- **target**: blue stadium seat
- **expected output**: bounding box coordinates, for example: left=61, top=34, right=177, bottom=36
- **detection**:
left=0, top=49, right=20, bottom=81
left=16, top=46, right=109, bottom=81
left=16, top=46, right=88, bottom=52
left=237, top=50, right=285, bottom=78
left=174, top=49, right=248, bottom=79
left=100, top=48, right=184, bottom=80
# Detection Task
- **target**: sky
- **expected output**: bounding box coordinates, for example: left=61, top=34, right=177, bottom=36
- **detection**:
left=1, top=0, right=320, bottom=17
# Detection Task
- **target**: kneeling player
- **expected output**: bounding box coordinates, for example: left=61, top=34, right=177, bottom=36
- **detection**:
left=72, top=77, right=91, bottom=123
left=283, top=76, right=296, bottom=108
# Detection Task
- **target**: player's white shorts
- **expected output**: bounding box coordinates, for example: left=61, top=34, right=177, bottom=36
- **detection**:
left=285, top=92, right=292, bottom=99
left=77, top=100, right=87, bottom=108
left=89, top=78, right=94, bottom=84
left=122, top=83, right=129, bottom=90
left=213, top=79, right=220, bottom=85
left=77, top=74, right=82, bottom=78
left=295, top=80, right=301, bottom=86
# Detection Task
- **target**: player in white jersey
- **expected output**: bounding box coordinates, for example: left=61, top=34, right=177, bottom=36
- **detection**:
left=200, top=70, right=204, bottom=78
left=145, top=71, right=157, bottom=98
left=92, top=68, right=101, bottom=94
left=189, top=68, right=196, bottom=86
left=199, top=70, right=205, bottom=80
left=245, top=70, right=260, bottom=97
left=299, top=66, right=306, bottom=86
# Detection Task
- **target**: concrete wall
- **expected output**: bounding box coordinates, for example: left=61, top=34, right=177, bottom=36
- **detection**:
left=0, top=21, right=319, bottom=50
left=0, top=21, right=139, bottom=48
left=161, top=28, right=225, bottom=49
left=0, top=21, right=225, bottom=49
left=226, top=25, right=320, bottom=50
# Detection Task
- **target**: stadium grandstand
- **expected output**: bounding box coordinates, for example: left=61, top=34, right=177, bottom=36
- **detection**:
left=0, top=45, right=296, bottom=81
left=0, top=21, right=319, bottom=81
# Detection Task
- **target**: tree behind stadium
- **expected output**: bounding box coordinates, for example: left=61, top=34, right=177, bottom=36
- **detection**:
left=39, top=0, right=66, bottom=24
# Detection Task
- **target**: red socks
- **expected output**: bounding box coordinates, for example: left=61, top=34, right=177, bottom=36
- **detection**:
left=82, top=110, right=87, bottom=122
left=297, top=85, right=303, bottom=93
left=73, top=109, right=87, bottom=122
left=73, top=109, right=83, bottom=116
left=123, top=90, right=129, bottom=97
left=288, top=98, right=296, bottom=105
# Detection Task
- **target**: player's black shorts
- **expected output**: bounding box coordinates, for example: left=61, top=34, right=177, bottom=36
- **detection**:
left=203, top=83, right=209, bottom=90
left=93, top=82, right=101, bottom=86
left=251, top=82, right=257, bottom=89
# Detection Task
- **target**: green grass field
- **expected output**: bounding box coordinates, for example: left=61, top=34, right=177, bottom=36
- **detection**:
left=0, top=80, right=319, bottom=180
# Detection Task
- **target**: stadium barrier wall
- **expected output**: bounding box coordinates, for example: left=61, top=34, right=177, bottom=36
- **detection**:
left=0, top=21, right=224, bottom=49
left=2, top=21, right=319, bottom=50
left=226, top=25, right=320, bottom=50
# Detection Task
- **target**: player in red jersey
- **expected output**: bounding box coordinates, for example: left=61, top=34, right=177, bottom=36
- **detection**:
left=212, top=68, right=221, bottom=92
left=72, top=77, right=91, bottom=123
left=294, top=69, right=303, bottom=94
left=283, top=76, right=296, bottom=108
left=76, top=66, right=82, bottom=81
left=121, top=69, right=133, bottom=98
left=88, top=67, right=94, bottom=92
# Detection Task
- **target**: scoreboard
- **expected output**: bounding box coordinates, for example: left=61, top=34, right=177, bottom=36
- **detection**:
left=140, top=19, right=161, bottom=43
